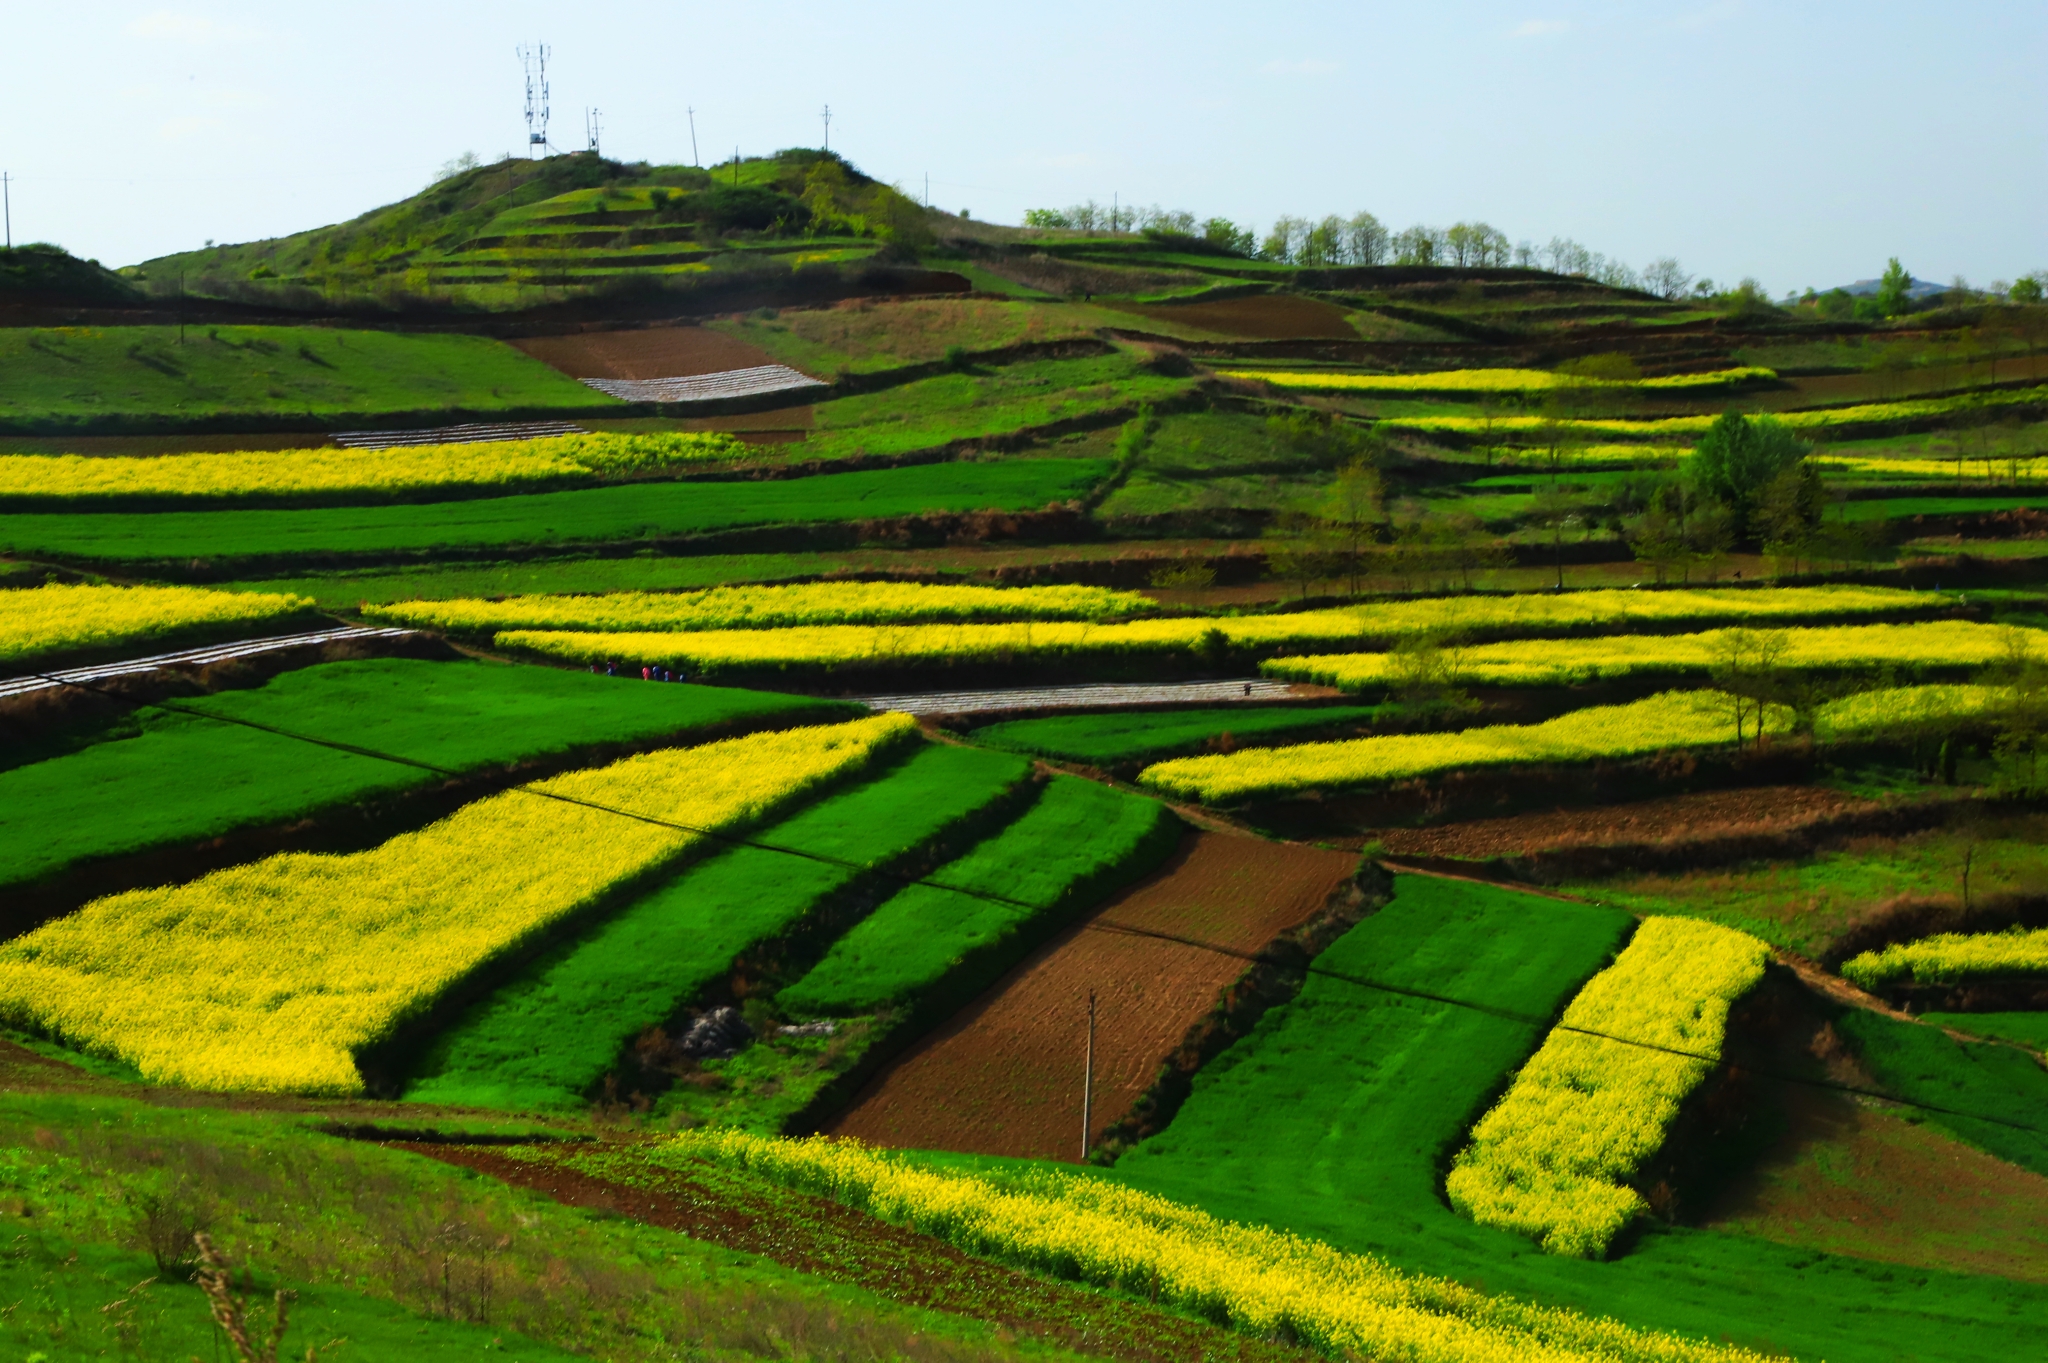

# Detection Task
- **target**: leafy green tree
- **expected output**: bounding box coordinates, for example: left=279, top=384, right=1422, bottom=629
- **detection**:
left=1687, top=411, right=1812, bottom=535
left=1876, top=257, right=1913, bottom=317
left=2012, top=275, right=2045, bottom=305
left=1755, top=457, right=1827, bottom=575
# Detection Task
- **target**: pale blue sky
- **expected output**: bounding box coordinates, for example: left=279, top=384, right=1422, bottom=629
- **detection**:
left=5, top=2, right=2043, bottom=292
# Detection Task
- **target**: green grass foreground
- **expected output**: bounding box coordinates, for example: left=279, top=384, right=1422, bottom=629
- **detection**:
left=0, top=657, right=847, bottom=893
left=0, top=458, right=1111, bottom=563
left=973, top=703, right=1405, bottom=766
left=402, top=742, right=1033, bottom=1113
left=1103, top=874, right=2048, bottom=1363
left=779, top=777, right=1180, bottom=1015
left=0, top=325, right=608, bottom=427
left=1835, top=1011, right=2048, bottom=1175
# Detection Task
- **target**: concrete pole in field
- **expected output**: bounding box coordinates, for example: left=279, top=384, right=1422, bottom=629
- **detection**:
left=1081, top=989, right=1096, bottom=1161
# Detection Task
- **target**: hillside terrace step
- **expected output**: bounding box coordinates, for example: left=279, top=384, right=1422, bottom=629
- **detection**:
left=332, top=421, right=589, bottom=449
left=579, top=365, right=827, bottom=405
left=0, top=626, right=416, bottom=699
left=853, top=678, right=1312, bottom=718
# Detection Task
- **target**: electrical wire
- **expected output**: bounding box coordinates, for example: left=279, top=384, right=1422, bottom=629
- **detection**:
left=29, top=665, right=2048, bottom=1137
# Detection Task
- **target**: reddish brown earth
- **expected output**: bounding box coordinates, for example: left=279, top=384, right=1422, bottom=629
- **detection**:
left=511, top=326, right=791, bottom=379
left=410, top=1143, right=1312, bottom=1363
left=1119, top=294, right=1359, bottom=341
left=1704, top=1093, right=2048, bottom=1283
left=1372, top=785, right=1879, bottom=861
left=826, top=831, right=1358, bottom=1159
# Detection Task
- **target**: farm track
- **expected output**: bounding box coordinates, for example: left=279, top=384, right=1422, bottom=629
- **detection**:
left=854, top=678, right=1328, bottom=717
left=0, top=624, right=413, bottom=697
left=406, top=1142, right=1318, bottom=1363
left=509, top=326, right=787, bottom=379
left=823, top=831, right=1358, bottom=1159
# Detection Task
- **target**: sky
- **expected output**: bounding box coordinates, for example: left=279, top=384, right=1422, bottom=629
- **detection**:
left=3, top=2, right=2043, bottom=294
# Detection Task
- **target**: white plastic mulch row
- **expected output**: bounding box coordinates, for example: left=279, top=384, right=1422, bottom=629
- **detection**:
left=331, top=421, right=589, bottom=449
left=0, top=626, right=415, bottom=699
left=852, top=678, right=1307, bottom=718
left=579, top=365, right=827, bottom=404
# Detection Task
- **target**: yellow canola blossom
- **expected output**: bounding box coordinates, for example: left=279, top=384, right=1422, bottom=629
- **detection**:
left=1392, top=383, right=2048, bottom=439
left=1265, top=620, right=2042, bottom=690
left=1842, top=925, right=2048, bottom=990
left=1446, top=918, right=1770, bottom=1258
left=0, top=431, right=745, bottom=502
left=365, top=580, right=1155, bottom=634
left=1141, top=691, right=1781, bottom=804
left=1813, top=683, right=2003, bottom=740
left=1224, top=366, right=1775, bottom=395
left=0, top=581, right=314, bottom=667
left=674, top=1130, right=1779, bottom=1363
left=0, top=714, right=913, bottom=1094
left=496, top=585, right=1932, bottom=673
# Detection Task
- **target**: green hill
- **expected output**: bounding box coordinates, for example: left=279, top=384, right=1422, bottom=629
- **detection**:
left=0, top=243, right=143, bottom=307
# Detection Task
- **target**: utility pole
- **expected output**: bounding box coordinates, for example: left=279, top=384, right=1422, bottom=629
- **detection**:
left=821, top=104, right=831, bottom=152
left=1080, top=989, right=1096, bottom=1162
left=733, top=145, right=740, bottom=186
left=687, top=107, right=699, bottom=166
left=2, top=173, right=10, bottom=249
left=923, top=172, right=928, bottom=208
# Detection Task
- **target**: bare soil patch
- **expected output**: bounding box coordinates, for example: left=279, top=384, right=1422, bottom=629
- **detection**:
left=1372, top=785, right=1879, bottom=861
left=511, top=327, right=791, bottom=380
left=1118, top=295, right=1359, bottom=341
left=825, top=831, right=1358, bottom=1159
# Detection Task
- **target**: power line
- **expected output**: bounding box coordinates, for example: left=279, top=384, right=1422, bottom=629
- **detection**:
left=27, top=666, right=2048, bottom=1138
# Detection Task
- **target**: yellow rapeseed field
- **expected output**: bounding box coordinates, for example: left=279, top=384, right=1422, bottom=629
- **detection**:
left=1265, top=620, right=2039, bottom=690
left=0, top=581, right=314, bottom=667
left=1391, top=384, right=2048, bottom=440
left=1813, top=683, right=2003, bottom=739
left=1140, top=691, right=1782, bottom=804
left=0, top=714, right=913, bottom=1094
left=494, top=585, right=1931, bottom=673
left=365, top=581, right=1155, bottom=634
left=1446, top=918, right=1770, bottom=1258
left=0, top=431, right=745, bottom=501
left=673, top=1130, right=1778, bottom=1363
left=1842, top=926, right=2048, bottom=990
left=1224, top=366, right=1775, bottom=395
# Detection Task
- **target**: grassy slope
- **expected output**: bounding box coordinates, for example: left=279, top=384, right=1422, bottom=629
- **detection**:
left=0, top=326, right=606, bottom=423
left=1835, top=1011, right=2048, bottom=1176
left=0, top=658, right=844, bottom=891
left=778, top=777, right=1178, bottom=1014
left=0, top=458, right=1112, bottom=562
left=709, top=298, right=1126, bottom=374
left=1107, top=874, right=2048, bottom=1363
left=221, top=552, right=853, bottom=608
left=972, top=704, right=1398, bottom=765
left=401, top=742, right=1033, bottom=1111
left=0, top=1084, right=1086, bottom=1363
left=1925, top=1011, right=2048, bottom=1051
left=1562, top=815, right=2048, bottom=960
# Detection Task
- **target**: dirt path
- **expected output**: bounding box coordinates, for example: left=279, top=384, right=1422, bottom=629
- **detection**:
left=510, top=326, right=789, bottom=380
left=825, top=831, right=1358, bottom=1160
left=1370, top=785, right=1880, bottom=861
left=410, top=1143, right=1312, bottom=1363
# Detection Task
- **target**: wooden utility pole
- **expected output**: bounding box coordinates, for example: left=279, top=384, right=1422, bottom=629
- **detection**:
left=1081, top=989, right=1096, bottom=1162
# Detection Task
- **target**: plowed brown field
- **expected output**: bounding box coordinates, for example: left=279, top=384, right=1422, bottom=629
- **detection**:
left=1119, top=294, right=1360, bottom=340
left=825, top=831, right=1357, bottom=1159
left=1372, top=785, right=1878, bottom=861
left=511, top=326, right=788, bottom=379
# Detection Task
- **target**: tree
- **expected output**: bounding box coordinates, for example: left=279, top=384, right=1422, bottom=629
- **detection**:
left=2012, top=275, right=2045, bottom=305
left=1642, top=257, right=1692, bottom=300
left=1754, top=457, right=1826, bottom=576
left=1709, top=629, right=1791, bottom=751
left=1528, top=487, right=1581, bottom=589
left=1201, top=217, right=1255, bottom=256
left=1261, top=216, right=1307, bottom=262
left=1316, top=458, right=1384, bottom=595
left=1625, top=499, right=1688, bottom=584
left=1345, top=212, right=1389, bottom=265
left=1876, top=257, right=1913, bottom=318
left=1300, top=216, right=1345, bottom=267
left=1263, top=510, right=1333, bottom=601
left=1392, top=226, right=1441, bottom=266
left=1686, top=411, right=1812, bottom=535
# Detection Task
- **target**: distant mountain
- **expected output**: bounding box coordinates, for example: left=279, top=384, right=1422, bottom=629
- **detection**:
left=1829, top=274, right=1951, bottom=300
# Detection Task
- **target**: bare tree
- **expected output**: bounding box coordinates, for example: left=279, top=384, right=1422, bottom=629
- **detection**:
left=1643, top=257, right=1692, bottom=300
left=1346, top=211, right=1389, bottom=265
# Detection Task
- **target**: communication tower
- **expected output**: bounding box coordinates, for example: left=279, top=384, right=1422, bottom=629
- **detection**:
left=518, top=43, right=551, bottom=157
left=585, top=107, right=601, bottom=155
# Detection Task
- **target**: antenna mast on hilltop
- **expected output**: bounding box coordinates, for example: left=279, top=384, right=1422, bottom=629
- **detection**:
left=821, top=105, right=831, bottom=153
left=585, top=107, right=601, bottom=156
left=687, top=107, right=699, bottom=166
left=518, top=43, right=551, bottom=158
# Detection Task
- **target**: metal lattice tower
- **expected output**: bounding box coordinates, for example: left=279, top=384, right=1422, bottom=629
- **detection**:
left=518, top=43, right=551, bottom=157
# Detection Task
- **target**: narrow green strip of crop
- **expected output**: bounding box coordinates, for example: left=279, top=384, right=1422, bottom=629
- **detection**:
left=0, top=325, right=608, bottom=423
left=0, top=458, right=1111, bottom=562
left=778, top=777, right=1179, bottom=1015
left=402, top=741, right=1032, bottom=1111
left=0, top=657, right=848, bottom=892
left=972, top=703, right=1401, bottom=764
left=1445, top=918, right=1770, bottom=1257
left=1141, top=690, right=1780, bottom=805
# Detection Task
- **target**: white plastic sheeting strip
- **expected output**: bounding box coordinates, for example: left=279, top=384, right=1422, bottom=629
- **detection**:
left=0, top=626, right=415, bottom=699
left=852, top=678, right=1308, bottom=718
left=331, top=421, right=589, bottom=449
left=579, top=365, right=826, bottom=405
